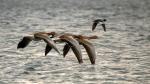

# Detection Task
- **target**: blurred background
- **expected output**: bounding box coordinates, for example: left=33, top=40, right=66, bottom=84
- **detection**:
left=0, top=0, right=150, bottom=84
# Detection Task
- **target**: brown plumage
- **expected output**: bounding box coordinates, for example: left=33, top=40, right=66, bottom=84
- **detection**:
left=45, top=33, right=83, bottom=63
left=60, top=35, right=83, bottom=64
left=62, top=34, right=98, bottom=64
left=17, top=32, right=61, bottom=55
left=76, top=38, right=96, bottom=64
left=92, top=19, right=106, bottom=31
left=35, top=33, right=61, bottom=55
left=73, top=35, right=98, bottom=40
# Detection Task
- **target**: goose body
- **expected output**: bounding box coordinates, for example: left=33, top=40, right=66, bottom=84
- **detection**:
left=46, top=34, right=83, bottom=64
left=92, top=19, right=106, bottom=31
left=76, top=38, right=96, bottom=64
left=17, top=32, right=61, bottom=55
left=62, top=34, right=97, bottom=64
left=59, top=35, right=83, bottom=64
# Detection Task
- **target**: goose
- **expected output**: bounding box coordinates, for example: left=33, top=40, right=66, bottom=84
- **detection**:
left=92, top=19, right=106, bottom=31
left=63, top=35, right=98, bottom=64
left=17, top=32, right=61, bottom=55
left=45, top=34, right=83, bottom=64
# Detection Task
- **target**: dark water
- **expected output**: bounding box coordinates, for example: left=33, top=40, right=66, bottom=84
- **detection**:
left=0, top=0, right=150, bottom=84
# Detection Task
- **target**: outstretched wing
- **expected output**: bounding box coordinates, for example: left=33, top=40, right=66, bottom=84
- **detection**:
left=17, top=36, right=33, bottom=49
left=34, top=34, right=61, bottom=55
left=77, top=39, right=96, bottom=64
left=101, top=23, right=106, bottom=32
left=92, top=22, right=98, bottom=31
left=63, top=43, right=71, bottom=58
left=92, top=19, right=107, bottom=32
left=45, top=44, right=52, bottom=56
left=60, top=35, right=83, bottom=64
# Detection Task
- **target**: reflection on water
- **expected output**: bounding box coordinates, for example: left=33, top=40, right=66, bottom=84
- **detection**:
left=0, top=0, right=150, bottom=84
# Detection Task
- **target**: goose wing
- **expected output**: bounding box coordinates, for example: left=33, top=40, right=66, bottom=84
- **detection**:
left=60, top=35, right=83, bottom=64
left=63, top=43, right=71, bottom=58
left=17, top=36, right=33, bottom=49
left=101, top=23, right=106, bottom=32
left=92, top=19, right=106, bottom=31
left=77, top=39, right=96, bottom=64
left=45, top=44, right=52, bottom=56
left=34, top=34, right=61, bottom=55
left=92, top=21, right=98, bottom=31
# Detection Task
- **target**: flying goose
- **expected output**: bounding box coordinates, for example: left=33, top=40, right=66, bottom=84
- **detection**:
left=17, top=32, right=61, bottom=55
left=63, top=35, right=98, bottom=64
left=45, top=33, right=98, bottom=64
left=45, top=34, right=83, bottom=64
left=92, top=19, right=106, bottom=31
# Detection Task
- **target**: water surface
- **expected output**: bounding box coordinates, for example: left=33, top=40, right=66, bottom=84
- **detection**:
left=0, top=0, right=150, bottom=84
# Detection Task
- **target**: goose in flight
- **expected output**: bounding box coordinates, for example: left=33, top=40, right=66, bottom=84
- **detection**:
left=92, top=19, right=106, bottom=31
left=45, top=34, right=83, bottom=64
left=63, top=35, right=98, bottom=64
left=17, top=32, right=61, bottom=55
